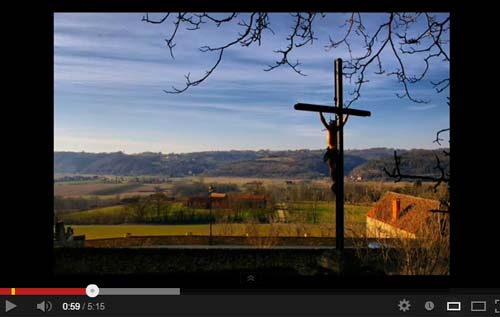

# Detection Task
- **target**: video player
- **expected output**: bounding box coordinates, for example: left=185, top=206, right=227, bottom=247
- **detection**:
left=2, top=1, right=498, bottom=316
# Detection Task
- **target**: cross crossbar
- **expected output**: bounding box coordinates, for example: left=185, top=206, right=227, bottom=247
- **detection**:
left=294, top=103, right=371, bottom=117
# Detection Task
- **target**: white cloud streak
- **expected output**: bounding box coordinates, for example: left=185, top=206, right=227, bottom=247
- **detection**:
left=54, top=13, right=450, bottom=153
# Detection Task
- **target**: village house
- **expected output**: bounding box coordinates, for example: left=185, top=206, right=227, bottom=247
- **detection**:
left=231, top=193, right=266, bottom=209
left=186, top=193, right=228, bottom=209
left=366, top=191, right=445, bottom=239
left=348, top=175, right=363, bottom=182
left=186, top=196, right=210, bottom=209
left=210, top=192, right=228, bottom=208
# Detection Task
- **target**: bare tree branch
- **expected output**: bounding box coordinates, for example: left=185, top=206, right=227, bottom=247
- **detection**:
left=264, top=12, right=319, bottom=76
left=383, top=151, right=449, bottom=191
left=144, top=12, right=277, bottom=93
left=327, top=12, right=449, bottom=107
left=433, top=128, right=450, bottom=146
left=142, top=13, right=170, bottom=24
left=143, top=12, right=451, bottom=213
left=432, top=78, right=450, bottom=93
left=144, top=12, right=449, bottom=102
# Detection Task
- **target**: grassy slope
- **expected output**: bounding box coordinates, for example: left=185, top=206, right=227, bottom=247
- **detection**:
left=64, top=203, right=371, bottom=240
left=72, top=224, right=211, bottom=239
left=72, top=223, right=371, bottom=240
left=61, top=203, right=370, bottom=224
left=60, top=205, right=130, bottom=225
left=60, top=203, right=191, bottom=224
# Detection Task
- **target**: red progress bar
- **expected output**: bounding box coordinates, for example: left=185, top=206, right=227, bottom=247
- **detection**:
left=0, top=288, right=11, bottom=295
left=10, top=288, right=86, bottom=296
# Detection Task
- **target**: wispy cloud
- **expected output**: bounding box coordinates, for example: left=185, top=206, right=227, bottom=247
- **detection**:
left=54, top=13, right=450, bottom=153
left=407, top=104, right=439, bottom=111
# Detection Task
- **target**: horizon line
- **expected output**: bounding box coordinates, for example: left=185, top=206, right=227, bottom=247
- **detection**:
left=54, top=146, right=449, bottom=155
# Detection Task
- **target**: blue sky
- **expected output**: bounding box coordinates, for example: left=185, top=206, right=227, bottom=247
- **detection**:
left=54, top=13, right=450, bottom=154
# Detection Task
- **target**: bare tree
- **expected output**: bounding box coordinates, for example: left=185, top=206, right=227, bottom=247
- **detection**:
left=383, top=151, right=449, bottom=190
left=142, top=12, right=449, bottom=107
left=126, top=197, right=150, bottom=223
left=382, top=100, right=450, bottom=211
left=144, top=12, right=450, bottom=207
left=148, top=192, right=171, bottom=220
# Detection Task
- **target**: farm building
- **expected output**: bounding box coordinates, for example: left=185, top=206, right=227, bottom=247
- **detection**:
left=210, top=192, right=229, bottom=208
left=230, top=194, right=266, bottom=209
left=366, top=192, right=446, bottom=239
left=186, top=196, right=209, bottom=208
left=186, top=193, right=229, bottom=208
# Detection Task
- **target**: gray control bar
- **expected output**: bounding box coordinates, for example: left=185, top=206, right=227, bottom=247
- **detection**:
left=99, top=288, right=180, bottom=295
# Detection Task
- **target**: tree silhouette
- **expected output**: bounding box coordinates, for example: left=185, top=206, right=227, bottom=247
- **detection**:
left=142, top=12, right=449, bottom=106
left=144, top=12, right=450, bottom=208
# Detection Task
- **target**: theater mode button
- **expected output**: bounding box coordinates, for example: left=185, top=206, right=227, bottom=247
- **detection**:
left=447, top=301, right=461, bottom=312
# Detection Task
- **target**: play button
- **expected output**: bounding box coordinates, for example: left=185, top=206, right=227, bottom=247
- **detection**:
left=5, top=300, right=17, bottom=312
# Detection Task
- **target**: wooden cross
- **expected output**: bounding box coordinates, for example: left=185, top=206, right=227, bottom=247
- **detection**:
left=294, top=58, right=371, bottom=254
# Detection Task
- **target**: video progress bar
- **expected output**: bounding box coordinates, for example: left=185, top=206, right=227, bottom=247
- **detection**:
left=0, top=288, right=180, bottom=296
left=100, top=288, right=180, bottom=295
left=0, top=288, right=85, bottom=296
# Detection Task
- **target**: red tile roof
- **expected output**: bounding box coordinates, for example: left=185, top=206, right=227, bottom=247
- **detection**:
left=367, top=192, right=441, bottom=234
left=210, top=192, right=227, bottom=199
left=230, top=194, right=266, bottom=201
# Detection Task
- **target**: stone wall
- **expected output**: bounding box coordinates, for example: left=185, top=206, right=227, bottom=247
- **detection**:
left=85, top=235, right=339, bottom=248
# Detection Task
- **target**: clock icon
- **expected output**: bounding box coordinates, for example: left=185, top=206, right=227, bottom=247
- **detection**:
left=425, top=301, right=435, bottom=311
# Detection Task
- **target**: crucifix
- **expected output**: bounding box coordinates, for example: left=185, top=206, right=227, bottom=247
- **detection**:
left=294, top=58, right=371, bottom=254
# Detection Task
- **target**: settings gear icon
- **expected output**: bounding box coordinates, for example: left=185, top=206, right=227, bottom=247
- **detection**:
left=398, top=299, right=411, bottom=312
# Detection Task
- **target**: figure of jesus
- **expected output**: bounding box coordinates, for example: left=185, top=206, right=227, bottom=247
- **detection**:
left=319, top=112, right=348, bottom=194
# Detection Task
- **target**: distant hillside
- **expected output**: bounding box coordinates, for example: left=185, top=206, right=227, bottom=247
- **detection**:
left=54, top=150, right=261, bottom=177
left=345, top=147, right=400, bottom=160
left=54, top=148, right=448, bottom=180
left=350, top=149, right=449, bottom=181
left=206, top=150, right=366, bottom=178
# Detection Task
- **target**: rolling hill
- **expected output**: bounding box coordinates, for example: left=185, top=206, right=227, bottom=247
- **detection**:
left=54, top=148, right=448, bottom=180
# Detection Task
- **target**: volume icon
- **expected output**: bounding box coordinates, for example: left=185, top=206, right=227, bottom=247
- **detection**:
left=36, top=301, right=52, bottom=312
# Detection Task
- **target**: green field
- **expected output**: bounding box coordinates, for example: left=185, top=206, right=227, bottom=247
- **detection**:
left=72, top=224, right=213, bottom=239
left=63, top=202, right=371, bottom=240
left=71, top=222, right=368, bottom=240
left=61, top=202, right=371, bottom=225
left=289, top=201, right=370, bottom=222
left=60, top=202, right=191, bottom=225
left=61, top=205, right=131, bottom=224
left=55, top=176, right=375, bottom=241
